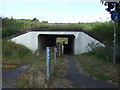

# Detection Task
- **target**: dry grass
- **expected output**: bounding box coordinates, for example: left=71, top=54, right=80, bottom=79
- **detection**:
left=15, top=54, right=69, bottom=88
left=45, top=56, right=74, bottom=88
left=15, top=55, right=46, bottom=88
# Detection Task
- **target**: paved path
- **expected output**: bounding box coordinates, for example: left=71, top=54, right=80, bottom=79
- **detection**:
left=2, top=62, right=33, bottom=88
left=65, top=56, right=119, bottom=88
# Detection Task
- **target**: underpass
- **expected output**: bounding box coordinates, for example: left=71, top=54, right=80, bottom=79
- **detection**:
left=38, top=34, right=75, bottom=55
left=11, top=29, right=105, bottom=55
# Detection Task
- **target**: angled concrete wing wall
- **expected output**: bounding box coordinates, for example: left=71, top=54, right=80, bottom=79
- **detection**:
left=11, top=31, right=105, bottom=54
left=81, top=32, right=105, bottom=53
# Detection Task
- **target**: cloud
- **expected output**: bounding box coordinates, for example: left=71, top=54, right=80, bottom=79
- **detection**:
left=75, top=13, right=111, bottom=23
left=55, top=13, right=111, bottom=23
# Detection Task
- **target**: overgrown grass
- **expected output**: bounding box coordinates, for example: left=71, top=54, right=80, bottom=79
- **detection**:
left=50, top=56, right=73, bottom=88
left=2, top=39, right=34, bottom=69
left=15, top=54, right=67, bottom=88
left=15, top=54, right=46, bottom=88
left=86, top=47, right=120, bottom=63
left=75, top=47, right=120, bottom=84
left=2, top=18, right=41, bottom=38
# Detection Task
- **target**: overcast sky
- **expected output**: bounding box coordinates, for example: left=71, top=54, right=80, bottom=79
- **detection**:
left=0, top=0, right=110, bottom=23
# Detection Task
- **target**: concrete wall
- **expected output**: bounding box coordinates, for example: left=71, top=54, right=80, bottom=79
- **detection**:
left=11, top=31, right=104, bottom=54
left=81, top=32, right=104, bottom=53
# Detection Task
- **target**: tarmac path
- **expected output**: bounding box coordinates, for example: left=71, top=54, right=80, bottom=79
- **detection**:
left=65, top=56, right=119, bottom=88
left=2, top=62, right=33, bottom=88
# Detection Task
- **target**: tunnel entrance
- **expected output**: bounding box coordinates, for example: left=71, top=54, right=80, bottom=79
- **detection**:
left=38, top=34, right=75, bottom=55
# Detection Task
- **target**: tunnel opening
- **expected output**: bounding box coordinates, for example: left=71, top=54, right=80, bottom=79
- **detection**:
left=38, top=34, right=75, bottom=55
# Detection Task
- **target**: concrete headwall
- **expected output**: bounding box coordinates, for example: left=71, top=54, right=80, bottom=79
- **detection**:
left=11, top=31, right=104, bottom=54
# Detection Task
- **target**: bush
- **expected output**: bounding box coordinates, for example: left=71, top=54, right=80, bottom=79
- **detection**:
left=87, top=46, right=120, bottom=64
left=2, top=47, right=12, bottom=58
left=2, top=28, right=20, bottom=38
left=18, top=46, right=32, bottom=59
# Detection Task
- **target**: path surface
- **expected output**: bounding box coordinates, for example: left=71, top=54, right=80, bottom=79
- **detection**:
left=2, top=62, right=33, bottom=88
left=65, top=56, right=119, bottom=88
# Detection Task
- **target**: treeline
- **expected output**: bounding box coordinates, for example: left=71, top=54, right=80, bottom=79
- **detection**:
left=1, top=17, right=120, bottom=46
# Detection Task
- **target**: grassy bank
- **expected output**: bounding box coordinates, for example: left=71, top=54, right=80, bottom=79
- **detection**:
left=2, top=18, right=41, bottom=38
left=75, top=47, right=120, bottom=84
left=2, top=39, right=34, bottom=69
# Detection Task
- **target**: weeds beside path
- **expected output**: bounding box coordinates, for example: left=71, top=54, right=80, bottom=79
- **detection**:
left=15, top=55, right=69, bottom=88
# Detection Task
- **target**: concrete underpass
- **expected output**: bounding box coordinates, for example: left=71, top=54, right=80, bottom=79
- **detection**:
left=11, top=29, right=105, bottom=55
left=38, top=34, right=75, bottom=55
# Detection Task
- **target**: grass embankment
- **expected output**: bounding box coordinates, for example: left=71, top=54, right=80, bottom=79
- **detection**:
left=75, top=47, right=120, bottom=84
left=2, top=18, right=41, bottom=38
left=2, top=17, right=120, bottom=46
left=2, top=39, right=34, bottom=69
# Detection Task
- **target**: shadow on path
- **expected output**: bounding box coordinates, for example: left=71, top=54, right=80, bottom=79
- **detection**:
left=65, top=56, right=119, bottom=88
left=2, top=62, right=33, bottom=88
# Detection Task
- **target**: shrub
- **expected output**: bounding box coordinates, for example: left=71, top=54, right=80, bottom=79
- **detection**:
left=18, top=46, right=32, bottom=59
left=86, top=46, right=120, bottom=64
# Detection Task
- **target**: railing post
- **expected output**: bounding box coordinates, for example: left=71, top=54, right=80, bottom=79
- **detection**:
left=46, top=47, right=51, bottom=80
left=54, top=47, right=57, bottom=65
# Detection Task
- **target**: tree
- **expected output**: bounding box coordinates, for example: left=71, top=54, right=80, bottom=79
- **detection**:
left=101, top=1, right=120, bottom=44
left=32, top=18, right=39, bottom=22
left=11, top=16, right=14, bottom=20
left=41, top=21, right=48, bottom=23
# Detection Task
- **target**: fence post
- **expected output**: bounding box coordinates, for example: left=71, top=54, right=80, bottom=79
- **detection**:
left=54, top=47, right=57, bottom=65
left=46, top=47, right=51, bottom=80
left=62, top=44, right=64, bottom=55
left=58, top=43, right=62, bottom=57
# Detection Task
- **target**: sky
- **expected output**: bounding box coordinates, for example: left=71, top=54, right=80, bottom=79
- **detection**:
left=0, top=0, right=111, bottom=23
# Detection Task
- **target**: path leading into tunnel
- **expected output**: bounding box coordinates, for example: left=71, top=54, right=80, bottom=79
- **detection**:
left=64, top=56, right=119, bottom=88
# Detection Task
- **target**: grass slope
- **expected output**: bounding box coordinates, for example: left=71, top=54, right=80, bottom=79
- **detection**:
left=2, top=39, right=34, bottom=69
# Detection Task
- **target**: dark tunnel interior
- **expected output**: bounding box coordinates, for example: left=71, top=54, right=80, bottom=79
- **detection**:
left=38, top=34, right=75, bottom=55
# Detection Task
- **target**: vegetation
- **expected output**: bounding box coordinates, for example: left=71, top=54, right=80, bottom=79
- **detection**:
left=76, top=54, right=120, bottom=84
left=15, top=54, right=67, bottom=88
left=87, top=47, right=120, bottom=64
left=2, top=17, right=40, bottom=38
left=1, top=16, right=120, bottom=87
left=15, top=54, right=46, bottom=88
left=2, top=17, right=120, bottom=46
left=2, top=39, right=34, bottom=69
left=75, top=34, right=119, bottom=83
